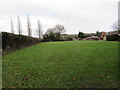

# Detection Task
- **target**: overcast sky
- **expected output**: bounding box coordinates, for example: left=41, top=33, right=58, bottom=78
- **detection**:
left=0, top=0, right=119, bottom=37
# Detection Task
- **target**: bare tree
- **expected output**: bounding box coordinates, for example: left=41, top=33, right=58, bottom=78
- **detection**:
left=112, top=23, right=120, bottom=34
left=45, top=25, right=65, bottom=35
left=10, top=17, right=14, bottom=33
left=27, top=14, right=32, bottom=37
left=54, top=24, right=65, bottom=34
left=46, top=28, right=54, bottom=34
left=17, top=16, right=22, bottom=35
left=37, top=20, right=43, bottom=38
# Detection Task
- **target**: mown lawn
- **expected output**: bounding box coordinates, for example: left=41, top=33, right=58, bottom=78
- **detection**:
left=2, top=41, right=119, bottom=88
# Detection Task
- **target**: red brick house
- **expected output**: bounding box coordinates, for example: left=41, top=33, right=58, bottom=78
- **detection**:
left=100, top=32, right=107, bottom=40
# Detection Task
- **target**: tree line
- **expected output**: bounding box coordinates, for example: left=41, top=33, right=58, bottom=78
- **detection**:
left=43, top=25, right=65, bottom=41
left=2, top=14, right=44, bottom=54
left=9, top=15, right=120, bottom=41
left=10, top=14, right=43, bottom=38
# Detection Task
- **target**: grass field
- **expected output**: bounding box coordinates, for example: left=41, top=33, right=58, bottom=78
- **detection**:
left=2, top=41, right=119, bottom=88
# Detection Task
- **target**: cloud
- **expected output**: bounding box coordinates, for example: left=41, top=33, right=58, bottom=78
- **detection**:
left=0, top=0, right=119, bottom=37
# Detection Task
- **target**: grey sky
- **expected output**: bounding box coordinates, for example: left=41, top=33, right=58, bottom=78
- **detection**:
left=0, top=0, right=119, bottom=37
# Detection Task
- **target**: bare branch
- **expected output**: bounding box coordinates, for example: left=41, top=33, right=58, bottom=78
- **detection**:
left=10, top=17, right=14, bottom=33
left=37, top=20, right=43, bottom=38
left=112, top=23, right=120, bottom=34
left=27, top=14, right=32, bottom=37
left=38, top=20, right=41, bottom=38
left=17, top=16, right=22, bottom=35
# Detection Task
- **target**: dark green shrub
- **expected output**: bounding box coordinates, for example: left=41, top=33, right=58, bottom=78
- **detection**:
left=2, top=32, right=41, bottom=52
left=106, top=34, right=119, bottom=41
left=66, top=37, right=73, bottom=41
left=42, top=33, right=61, bottom=42
left=78, top=32, right=85, bottom=38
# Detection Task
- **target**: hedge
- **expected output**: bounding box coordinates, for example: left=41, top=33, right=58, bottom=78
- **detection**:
left=2, top=32, right=41, bottom=54
left=106, top=34, right=120, bottom=41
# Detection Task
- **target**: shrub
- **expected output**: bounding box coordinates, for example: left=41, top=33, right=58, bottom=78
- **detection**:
left=42, top=33, right=62, bottom=42
left=106, top=34, right=119, bottom=41
left=2, top=32, right=41, bottom=54
left=78, top=32, right=85, bottom=38
left=66, top=37, right=73, bottom=41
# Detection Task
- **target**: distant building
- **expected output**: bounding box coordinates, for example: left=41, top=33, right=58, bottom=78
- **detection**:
left=107, top=31, right=118, bottom=35
left=61, top=34, right=78, bottom=40
left=67, top=34, right=78, bottom=38
left=100, top=32, right=107, bottom=40
left=61, top=34, right=67, bottom=40
left=84, top=33, right=96, bottom=37
left=87, top=36, right=99, bottom=40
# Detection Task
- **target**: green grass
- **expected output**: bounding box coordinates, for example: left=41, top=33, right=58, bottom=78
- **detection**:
left=2, top=41, right=119, bottom=88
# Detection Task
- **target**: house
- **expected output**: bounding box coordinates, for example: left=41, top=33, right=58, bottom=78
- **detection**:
left=61, top=34, right=78, bottom=40
left=100, top=32, right=107, bottom=40
left=87, top=36, right=99, bottom=40
left=84, top=33, right=96, bottom=37
left=107, top=31, right=118, bottom=35
left=61, top=34, right=67, bottom=40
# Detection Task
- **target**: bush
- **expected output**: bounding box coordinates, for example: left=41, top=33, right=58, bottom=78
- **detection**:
left=106, top=34, right=120, bottom=41
left=2, top=32, right=41, bottom=54
left=66, top=37, right=73, bottom=41
left=78, top=32, right=85, bottom=38
left=42, top=33, right=62, bottom=42
left=0, top=32, right=2, bottom=49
